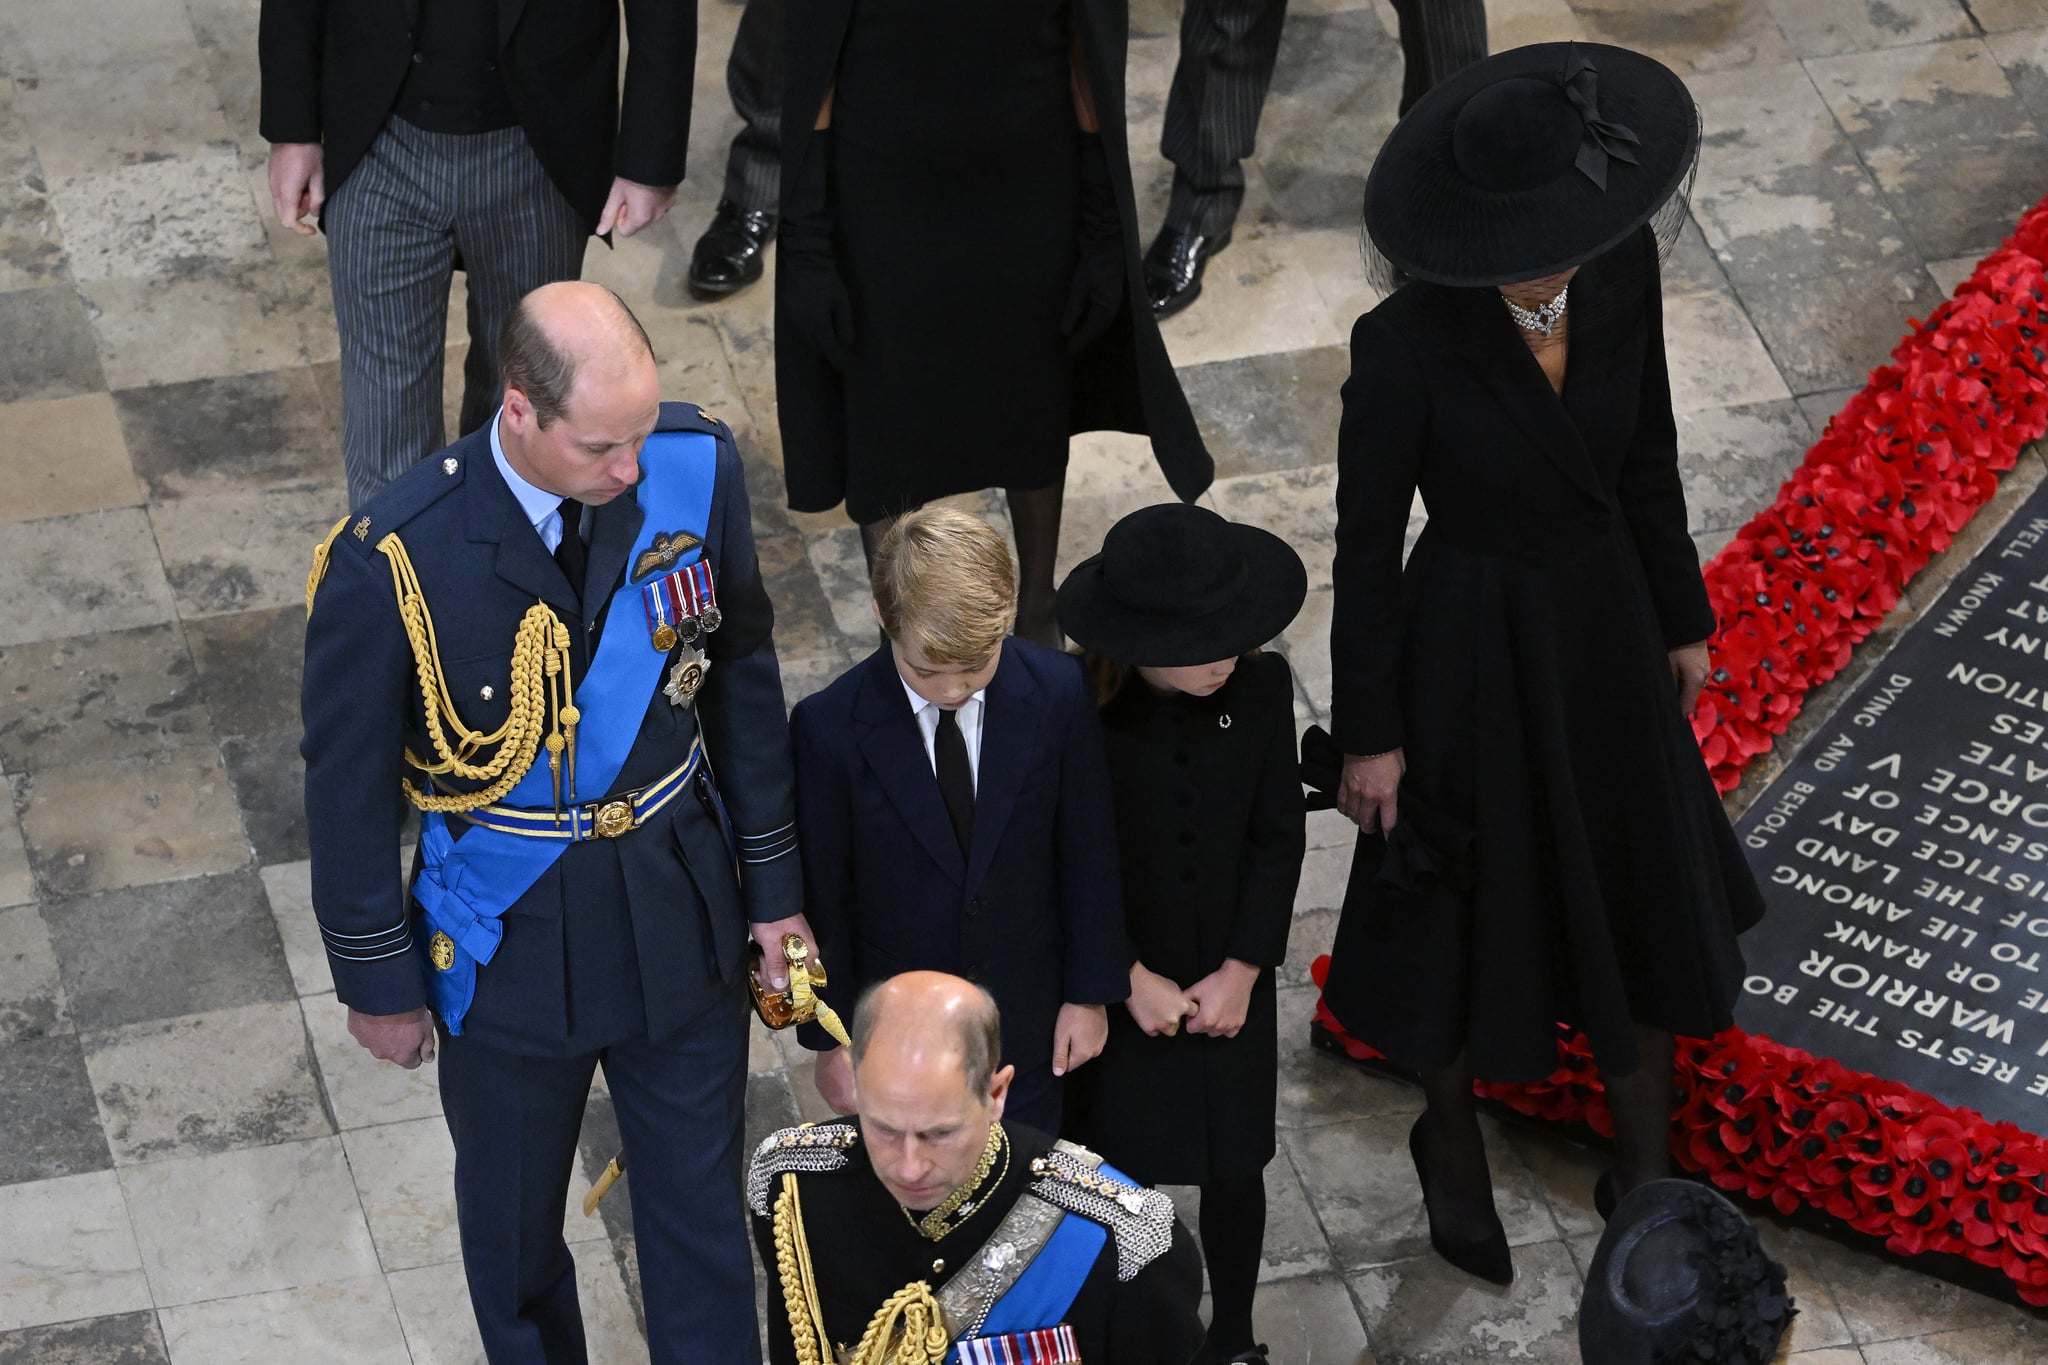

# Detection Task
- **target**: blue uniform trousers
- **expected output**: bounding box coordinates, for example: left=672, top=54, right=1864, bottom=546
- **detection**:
left=439, top=985, right=757, bottom=1364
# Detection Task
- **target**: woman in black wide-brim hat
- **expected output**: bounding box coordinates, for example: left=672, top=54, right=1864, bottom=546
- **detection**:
left=1317, top=42, right=1766, bottom=1286
left=1056, top=504, right=1308, bottom=1365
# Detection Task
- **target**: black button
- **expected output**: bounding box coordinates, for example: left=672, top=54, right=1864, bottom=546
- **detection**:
left=1180, top=870, right=1197, bottom=885
left=483, top=60, right=496, bottom=71
left=965, top=898, right=983, bottom=917
left=420, top=100, right=435, bottom=112
left=966, top=961, right=984, bottom=978
left=412, top=52, right=424, bottom=64
left=1177, top=791, right=1196, bottom=809
left=1178, top=831, right=1195, bottom=846
left=1173, top=750, right=1191, bottom=766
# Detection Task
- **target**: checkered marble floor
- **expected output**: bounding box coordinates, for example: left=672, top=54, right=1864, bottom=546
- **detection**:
left=8, top=0, right=2048, bottom=1359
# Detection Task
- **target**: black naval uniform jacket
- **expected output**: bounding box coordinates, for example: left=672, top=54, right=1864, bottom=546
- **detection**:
left=748, top=1122, right=1207, bottom=1365
left=300, top=402, right=801, bottom=1055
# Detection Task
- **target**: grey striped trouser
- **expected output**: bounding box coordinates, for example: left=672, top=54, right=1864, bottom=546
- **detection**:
left=1162, top=0, right=1488, bottom=237
left=325, top=118, right=586, bottom=509
left=721, top=0, right=784, bottom=212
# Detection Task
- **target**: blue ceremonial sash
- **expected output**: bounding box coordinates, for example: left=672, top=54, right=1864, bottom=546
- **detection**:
left=949, top=1161, right=1143, bottom=1362
left=412, top=431, right=718, bottom=1033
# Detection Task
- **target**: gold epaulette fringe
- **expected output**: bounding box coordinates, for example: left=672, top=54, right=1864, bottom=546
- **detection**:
left=305, top=516, right=352, bottom=618
left=774, top=1173, right=950, bottom=1365
left=375, top=531, right=579, bottom=815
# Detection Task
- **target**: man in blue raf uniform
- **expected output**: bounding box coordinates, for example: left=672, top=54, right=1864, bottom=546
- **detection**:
left=750, top=973, right=1205, bottom=1365
left=301, top=281, right=811, bottom=1363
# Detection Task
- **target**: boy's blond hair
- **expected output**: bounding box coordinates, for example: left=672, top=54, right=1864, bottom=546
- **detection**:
left=871, top=506, right=1017, bottom=666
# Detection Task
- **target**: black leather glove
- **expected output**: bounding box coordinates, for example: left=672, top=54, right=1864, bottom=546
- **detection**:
left=1061, top=133, right=1125, bottom=355
left=778, top=130, right=855, bottom=370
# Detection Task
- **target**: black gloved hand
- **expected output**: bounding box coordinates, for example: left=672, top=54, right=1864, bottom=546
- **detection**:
left=777, top=130, right=855, bottom=370
left=1061, top=132, right=1125, bottom=356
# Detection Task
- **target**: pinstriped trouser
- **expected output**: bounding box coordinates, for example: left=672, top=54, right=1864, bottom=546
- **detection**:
left=1163, top=0, right=1488, bottom=237
left=325, top=118, right=586, bottom=509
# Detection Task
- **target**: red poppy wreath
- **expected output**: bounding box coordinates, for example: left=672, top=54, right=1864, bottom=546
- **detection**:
left=1313, top=191, right=2048, bottom=1305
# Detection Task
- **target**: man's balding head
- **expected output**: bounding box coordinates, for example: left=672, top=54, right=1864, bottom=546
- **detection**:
left=849, top=973, right=1014, bottom=1212
left=498, top=282, right=655, bottom=429
left=494, top=282, right=660, bottom=506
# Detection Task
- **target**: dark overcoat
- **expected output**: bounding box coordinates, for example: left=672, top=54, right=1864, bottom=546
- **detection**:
left=789, top=641, right=1132, bottom=1132
left=1064, top=653, right=1306, bottom=1185
left=1318, top=231, right=1766, bottom=1083
left=258, top=0, right=696, bottom=233
left=776, top=0, right=1213, bottom=515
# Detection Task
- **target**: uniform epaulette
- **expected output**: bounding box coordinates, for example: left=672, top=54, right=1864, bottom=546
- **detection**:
left=657, top=399, right=734, bottom=445
left=1026, top=1141, right=1177, bottom=1282
left=340, top=451, right=470, bottom=558
left=746, top=1121, right=860, bottom=1216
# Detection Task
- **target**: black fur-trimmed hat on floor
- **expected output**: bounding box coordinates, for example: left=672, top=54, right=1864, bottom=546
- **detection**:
left=1579, top=1179, right=1795, bottom=1365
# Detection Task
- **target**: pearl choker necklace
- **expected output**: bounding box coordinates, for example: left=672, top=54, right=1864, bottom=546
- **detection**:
left=1501, top=283, right=1569, bottom=338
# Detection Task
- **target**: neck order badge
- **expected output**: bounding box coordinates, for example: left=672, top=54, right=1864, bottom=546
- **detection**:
left=409, top=431, right=718, bottom=1033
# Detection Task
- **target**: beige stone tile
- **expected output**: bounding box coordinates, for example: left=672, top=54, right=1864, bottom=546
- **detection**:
left=0, top=506, right=178, bottom=647
left=1973, top=0, right=2048, bottom=27
left=301, top=991, right=443, bottom=1131
left=1791, top=1351, right=1867, bottom=1364
left=1275, top=983, right=1427, bottom=1128
left=149, top=484, right=350, bottom=619
left=575, top=1241, right=645, bottom=1363
left=1209, top=463, right=1340, bottom=591
left=1766, top=0, right=1975, bottom=58
left=1861, top=1317, right=2048, bottom=1362
left=19, top=744, right=248, bottom=897
left=158, top=1276, right=411, bottom=1365
left=0, top=126, right=67, bottom=294
left=1240, top=1272, right=1375, bottom=1362
left=342, top=1114, right=604, bottom=1274
left=1157, top=229, right=1347, bottom=370
left=0, top=903, right=67, bottom=1042
left=1350, top=1240, right=1584, bottom=1360
left=1292, top=227, right=1383, bottom=341
left=0, top=622, right=211, bottom=772
left=0, top=393, right=145, bottom=522
left=0, top=811, right=34, bottom=911
left=1663, top=274, right=1793, bottom=412
left=17, top=54, right=239, bottom=185
left=385, top=1258, right=488, bottom=1365
left=80, top=259, right=320, bottom=389
left=1488, top=0, right=1587, bottom=48
left=1925, top=252, right=1986, bottom=297
left=1570, top=0, right=1801, bottom=72
left=259, top=860, right=328, bottom=996
left=0, top=1169, right=151, bottom=1332
left=1797, top=1229, right=2009, bottom=1344
left=0, top=0, right=205, bottom=77
left=1260, top=1146, right=1341, bottom=1281
left=45, top=143, right=261, bottom=285
left=1747, top=1218, right=1858, bottom=1355
left=802, top=523, right=878, bottom=642
left=84, top=999, right=330, bottom=1165
left=121, top=1134, right=381, bottom=1307
left=1272, top=582, right=1333, bottom=723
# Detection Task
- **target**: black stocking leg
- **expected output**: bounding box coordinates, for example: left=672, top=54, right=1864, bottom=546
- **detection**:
left=1415, top=1053, right=1499, bottom=1242
left=859, top=515, right=898, bottom=649
left=1005, top=482, right=1065, bottom=649
left=1601, top=1025, right=1676, bottom=1197
left=1198, top=1175, right=1266, bottom=1358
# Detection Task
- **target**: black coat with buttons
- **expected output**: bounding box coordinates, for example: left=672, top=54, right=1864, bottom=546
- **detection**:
left=1064, top=652, right=1305, bottom=1184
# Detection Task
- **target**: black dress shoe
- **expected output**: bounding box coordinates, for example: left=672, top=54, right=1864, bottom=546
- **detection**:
left=688, top=199, right=778, bottom=299
left=1595, top=1170, right=1617, bottom=1221
left=1409, top=1115, right=1514, bottom=1285
left=1143, top=225, right=1231, bottom=319
left=1222, top=1347, right=1270, bottom=1365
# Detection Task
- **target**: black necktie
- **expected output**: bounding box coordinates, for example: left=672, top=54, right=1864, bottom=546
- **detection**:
left=552, top=498, right=587, bottom=599
left=934, top=707, right=974, bottom=854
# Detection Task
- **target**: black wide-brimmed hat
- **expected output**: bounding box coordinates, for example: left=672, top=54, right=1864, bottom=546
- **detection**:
left=1579, top=1180, right=1794, bottom=1365
left=1056, top=504, right=1307, bottom=667
left=1364, top=42, right=1700, bottom=287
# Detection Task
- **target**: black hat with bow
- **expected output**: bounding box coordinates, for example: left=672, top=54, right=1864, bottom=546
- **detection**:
left=1579, top=1179, right=1795, bottom=1365
left=1363, top=42, right=1700, bottom=288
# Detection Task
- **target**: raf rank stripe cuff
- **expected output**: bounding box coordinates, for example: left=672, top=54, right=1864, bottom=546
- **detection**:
left=736, top=820, right=797, bottom=865
left=321, top=915, right=413, bottom=963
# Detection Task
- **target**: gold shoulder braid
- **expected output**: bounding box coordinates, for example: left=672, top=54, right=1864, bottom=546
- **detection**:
left=773, top=1173, right=950, bottom=1365
left=305, top=516, right=352, bottom=617
left=903, top=1123, right=1008, bottom=1242
left=376, top=532, right=580, bottom=815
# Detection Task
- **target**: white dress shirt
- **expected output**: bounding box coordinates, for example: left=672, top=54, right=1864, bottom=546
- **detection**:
left=490, top=407, right=569, bottom=551
left=898, top=676, right=987, bottom=794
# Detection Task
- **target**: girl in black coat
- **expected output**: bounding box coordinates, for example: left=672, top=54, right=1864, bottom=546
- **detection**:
left=1319, top=45, right=1766, bottom=1286
left=1056, top=504, right=1309, bottom=1365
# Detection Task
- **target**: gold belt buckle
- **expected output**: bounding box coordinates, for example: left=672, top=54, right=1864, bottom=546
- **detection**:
left=591, top=798, right=636, bottom=839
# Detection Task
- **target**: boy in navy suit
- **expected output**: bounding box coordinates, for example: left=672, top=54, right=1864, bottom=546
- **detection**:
left=792, top=506, right=1130, bottom=1133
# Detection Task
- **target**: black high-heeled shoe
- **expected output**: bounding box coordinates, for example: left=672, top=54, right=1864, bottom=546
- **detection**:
left=1408, top=1114, right=1514, bottom=1285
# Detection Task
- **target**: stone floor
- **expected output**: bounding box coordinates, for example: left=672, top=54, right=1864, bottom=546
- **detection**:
left=8, top=0, right=2048, bottom=1359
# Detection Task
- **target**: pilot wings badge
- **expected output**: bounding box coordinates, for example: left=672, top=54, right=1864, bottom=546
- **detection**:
left=632, top=529, right=704, bottom=583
